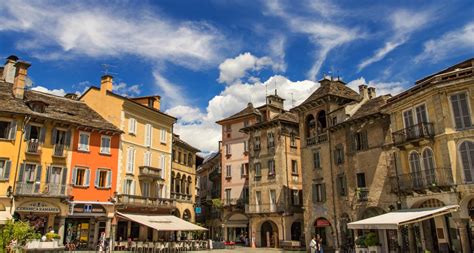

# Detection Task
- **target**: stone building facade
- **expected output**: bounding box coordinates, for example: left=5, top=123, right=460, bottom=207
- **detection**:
left=384, top=58, right=474, bottom=253
left=241, top=92, right=304, bottom=248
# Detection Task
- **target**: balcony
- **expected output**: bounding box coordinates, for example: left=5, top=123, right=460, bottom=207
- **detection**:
left=116, top=194, right=175, bottom=208
left=223, top=198, right=248, bottom=209
left=25, top=140, right=41, bottom=155
left=15, top=182, right=71, bottom=197
left=306, top=132, right=328, bottom=146
left=390, top=167, right=454, bottom=193
left=356, top=188, right=369, bottom=201
left=246, top=204, right=284, bottom=214
left=392, top=122, right=434, bottom=147
left=138, top=166, right=163, bottom=180
left=53, top=144, right=66, bottom=158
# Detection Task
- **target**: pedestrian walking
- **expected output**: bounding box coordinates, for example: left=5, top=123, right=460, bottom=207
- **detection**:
left=309, top=234, right=317, bottom=253
left=316, top=234, right=323, bottom=253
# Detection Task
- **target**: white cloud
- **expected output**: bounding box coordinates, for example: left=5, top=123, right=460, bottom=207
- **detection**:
left=268, top=35, right=287, bottom=72
left=346, top=77, right=405, bottom=96
left=112, top=82, right=141, bottom=97
left=0, top=1, right=225, bottom=69
left=153, top=71, right=186, bottom=107
left=358, top=9, right=431, bottom=71
left=217, top=52, right=282, bottom=85
left=415, top=22, right=474, bottom=63
left=169, top=75, right=318, bottom=152
left=263, top=0, right=361, bottom=80
left=30, top=86, right=66, bottom=96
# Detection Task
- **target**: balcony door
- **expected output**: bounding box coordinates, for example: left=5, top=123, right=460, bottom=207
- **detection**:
left=269, top=190, right=276, bottom=212
left=403, top=104, right=428, bottom=139
left=19, top=163, right=41, bottom=194
left=409, top=152, right=423, bottom=188
left=422, top=149, right=436, bottom=185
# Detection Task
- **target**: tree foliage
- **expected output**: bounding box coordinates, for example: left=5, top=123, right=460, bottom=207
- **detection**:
left=0, top=220, right=41, bottom=250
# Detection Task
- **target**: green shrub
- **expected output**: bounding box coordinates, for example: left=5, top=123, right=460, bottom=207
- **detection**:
left=0, top=220, right=41, bottom=250
left=355, top=235, right=366, bottom=247
left=364, top=232, right=380, bottom=247
left=46, top=232, right=61, bottom=241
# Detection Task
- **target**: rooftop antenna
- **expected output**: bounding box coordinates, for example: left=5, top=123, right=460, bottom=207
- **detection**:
left=101, top=64, right=118, bottom=76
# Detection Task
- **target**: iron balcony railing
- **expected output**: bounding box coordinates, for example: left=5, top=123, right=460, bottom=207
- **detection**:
left=392, top=122, right=435, bottom=146
left=26, top=140, right=41, bottom=155
left=53, top=144, right=66, bottom=157
left=306, top=132, right=328, bottom=146
left=390, top=167, right=454, bottom=193
left=15, top=182, right=71, bottom=197
left=246, top=203, right=291, bottom=214
left=356, top=188, right=369, bottom=201
left=116, top=194, right=175, bottom=208
left=223, top=198, right=249, bottom=207
left=138, top=166, right=163, bottom=180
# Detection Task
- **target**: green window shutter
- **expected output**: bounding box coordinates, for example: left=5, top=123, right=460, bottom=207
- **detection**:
left=61, top=168, right=68, bottom=185
left=65, top=130, right=72, bottom=148
left=51, top=128, right=57, bottom=145
left=35, top=165, right=42, bottom=182
left=9, top=121, right=17, bottom=140
left=45, top=166, right=51, bottom=184
left=18, top=163, right=25, bottom=182
left=24, top=124, right=31, bottom=140
left=312, top=184, right=317, bottom=203
left=4, top=160, right=11, bottom=179
left=39, top=127, right=46, bottom=143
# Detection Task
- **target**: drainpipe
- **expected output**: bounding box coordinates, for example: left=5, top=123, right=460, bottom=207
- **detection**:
left=327, top=128, right=340, bottom=249
left=11, top=115, right=31, bottom=215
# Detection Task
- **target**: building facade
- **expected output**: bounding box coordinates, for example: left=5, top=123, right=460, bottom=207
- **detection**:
left=384, top=58, right=474, bottom=253
left=216, top=103, right=261, bottom=242
left=81, top=75, right=177, bottom=241
left=242, top=92, right=304, bottom=248
left=171, top=134, right=199, bottom=223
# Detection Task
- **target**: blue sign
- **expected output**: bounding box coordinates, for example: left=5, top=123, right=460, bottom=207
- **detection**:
left=195, top=207, right=201, bottom=214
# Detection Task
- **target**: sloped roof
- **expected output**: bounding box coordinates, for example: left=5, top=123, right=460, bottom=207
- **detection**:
left=240, top=111, right=298, bottom=132
left=173, top=134, right=200, bottom=153
left=0, top=81, right=120, bottom=132
left=297, top=80, right=361, bottom=108
left=216, top=102, right=261, bottom=124
left=349, top=95, right=391, bottom=121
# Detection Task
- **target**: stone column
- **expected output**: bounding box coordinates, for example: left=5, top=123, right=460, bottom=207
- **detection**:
left=455, top=218, right=471, bottom=253
left=105, top=217, right=112, bottom=238
left=57, top=216, right=66, bottom=246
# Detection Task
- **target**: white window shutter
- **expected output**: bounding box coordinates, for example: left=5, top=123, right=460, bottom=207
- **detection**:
left=84, top=169, right=90, bottom=187
left=95, top=170, right=99, bottom=187
left=107, top=171, right=112, bottom=188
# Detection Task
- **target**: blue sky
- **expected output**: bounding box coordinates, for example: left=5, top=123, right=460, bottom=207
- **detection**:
left=0, top=0, right=473, bottom=152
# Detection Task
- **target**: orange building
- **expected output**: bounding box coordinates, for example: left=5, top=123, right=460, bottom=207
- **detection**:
left=66, top=123, right=121, bottom=248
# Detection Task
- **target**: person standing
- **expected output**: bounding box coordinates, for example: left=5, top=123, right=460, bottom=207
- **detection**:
left=316, top=234, right=323, bottom=253
left=309, top=234, right=317, bottom=253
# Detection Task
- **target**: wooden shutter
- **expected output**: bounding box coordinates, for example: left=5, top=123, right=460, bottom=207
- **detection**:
left=460, top=142, right=474, bottom=182
left=84, top=169, right=90, bottom=187
left=8, top=121, right=17, bottom=140
left=312, top=184, right=317, bottom=203
left=61, top=168, right=68, bottom=185
left=45, top=166, right=51, bottom=184
left=107, top=171, right=112, bottom=188
left=18, top=163, right=25, bottom=182
left=51, top=128, right=57, bottom=145
left=39, top=127, right=46, bottom=143
left=65, top=130, right=72, bottom=148
left=95, top=170, right=100, bottom=187
left=321, top=183, right=326, bottom=202
left=34, top=165, right=42, bottom=193
left=4, top=160, right=11, bottom=179
left=24, top=124, right=31, bottom=140
left=362, top=131, right=368, bottom=149
left=72, top=168, right=77, bottom=185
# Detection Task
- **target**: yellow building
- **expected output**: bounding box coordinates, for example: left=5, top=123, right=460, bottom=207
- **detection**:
left=81, top=75, right=177, bottom=241
left=171, top=135, right=199, bottom=223
left=0, top=56, right=119, bottom=244
left=384, top=58, right=474, bottom=252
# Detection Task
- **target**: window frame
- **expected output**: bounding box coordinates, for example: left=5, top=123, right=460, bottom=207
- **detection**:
left=449, top=91, right=473, bottom=130
left=73, top=167, right=90, bottom=187
left=268, top=159, right=275, bottom=177
left=126, top=147, right=136, bottom=174
left=0, top=120, right=16, bottom=140
left=291, top=160, right=298, bottom=176
left=160, top=128, right=167, bottom=144
left=313, top=151, right=321, bottom=169
left=100, top=135, right=111, bottom=155
left=95, top=168, right=112, bottom=189
left=459, top=140, right=474, bottom=183
left=128, top=118, right=137, bottom=135
left=78, top=131, right=91, bottom=152
left=254, top=162, right=261, bottom=179
left=0, top=159, right=11, bottom=180
left=225, top=165, right=232, bottom=179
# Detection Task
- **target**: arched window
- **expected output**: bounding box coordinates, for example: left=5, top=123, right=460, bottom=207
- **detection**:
left=305, top=114, right=316, bottom=139
left=317, top=110, right=327, bottom=131
left=422, top=148, right=435, bottom=184
left=171, top=172, right=175, bottom=193
left=409, top=152, right=422, bottom=187
left=181, top=175, right=186, bottom=194
left=460, top=141, right=474, bottom=183
left=176, top=173, right=181, bottom=193
left=186, top=176, right=192, bottom=195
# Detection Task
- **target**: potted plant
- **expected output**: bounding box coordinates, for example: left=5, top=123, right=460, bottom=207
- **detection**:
left=354, top=235, right=368, bottom=253
left=45, top=232, right=61, bottom=247
left=364, top=232, right=381, bottom=253
left=0, top=220, right=41, bottom=252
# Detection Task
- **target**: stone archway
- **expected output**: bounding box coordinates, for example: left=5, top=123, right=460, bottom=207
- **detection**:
left=313, top=218, right=331, bottom=247
left=260, top=220, right=278, bottom=248
left=183, top=209, right=191, bottom=221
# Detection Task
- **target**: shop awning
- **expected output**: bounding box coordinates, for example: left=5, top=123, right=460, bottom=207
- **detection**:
left=0, top=210, right=12, bottom=224
left=348, top=205, right=459, bottom=230
left=117, top=212, right=207, bottom=231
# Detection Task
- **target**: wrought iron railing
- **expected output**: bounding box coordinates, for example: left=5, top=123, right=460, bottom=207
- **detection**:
left=390, top=167, right=454, bottom=192
left=117, top=194, right=175, bottom=208
left=26, top=140, right=41, bottom=154
left=392, top=122, right=434, bottom=146
left=356, top=187, right=369, bottom=201
left=53, top=144, right=66, bottom=157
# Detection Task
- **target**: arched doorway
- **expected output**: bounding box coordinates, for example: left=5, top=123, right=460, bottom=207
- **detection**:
left=291, top=221, right=302, bottom=242
left=183, top=209, right=191, bottom=221
left=261, top=221, right=278, bottom=247
left=314, top=218, right=331, bottom=247
left=305, top=114, right=316, bottom=140
left=316, top=110, right=327, bottom=131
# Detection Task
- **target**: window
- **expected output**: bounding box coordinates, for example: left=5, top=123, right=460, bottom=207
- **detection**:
left=312, top=183, right=325, bottom=203
left=25, top=124, right=44, bottom=142
left=144, top=151, right=151, bottom=166
left=100, top=135, right=111, bottom=154
left=160, top=129, right=167, bottom=143
left=292, top=190, right=300, bottom=206
left=460, top=141, right=474, bottom=183
left=254, top=163, right=261, bottom=178
left=268, top=159, right=275, bottom=176
left=226, top=124, right=232, bottom=132
left=422, top=148, right=436, bottom=184
left=353, top=131, right=368, bottom=151
left=226, top=144, right=231, bottom=155
left=334, top=144, right=344, bottom=164
left=291, top=160, right=298, bottom=175
left=244, top=120, right=249, bottom=127
left=22, top=164, right=38, bottom=182
left=145, top=124, right=152, bottom=147
left=78, top=132, right=90, bottom=151
left=290, top=133, right=296, bottom=147
left=128, top=118, right=137, bottom=134
left=269, top=189, right=276, bottom=208
left=332, top=116, right=337, bottom=126
left=225, top=189, right=231, bottom=203
left=241, top=163, right=248, bottom=177
left=52, top=128, right=68, bottom=145
left=313, top=151, right=321, bottom=169
left=268, top=132, right=275, bottom=148
left=451, top=93, right=472, bottom=129
left=188, top=154, right=192, bottom=166
left=337, top=174, right=347, bottom=196
left=244, top=141, right=248, bottom=152
left=226, top=165, right=232, bottom=178
left=0, top=159, right=11, bottom=180
left=178, top=151, right=182, bottom=163
left=254, top=136, right=261, bottom=150
left=403, top=104, right=428, bottom=128
left=141, top=181, right=150, bottom=197
left=126, top=147, right=135, bottom=173
left=356, top=173, right=366, bottom=188
left=123, top=179, right=134, bottom=195
left=95, top=169, right=111, bottom=188
left=256, top=191, right=262, bottom=205
left=48, top=166, right=62, bottom=184
left=172, top=150, right=176, bottom=161
left=73, top=167, right=90, bottom=187
left=0, top=120, right=16, bottom=140
left=160, top=155, right=166, bottom=170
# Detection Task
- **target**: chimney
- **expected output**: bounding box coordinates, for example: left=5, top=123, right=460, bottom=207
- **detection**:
left=368, top=87, right=376, bottom=99
left=358, top=84, right=369, bottom=100
left=12, top=61, right=31, bottom=99
left=153, top=96, right=161, bottom=110
left=100, top=75, right=113, bottom=94
left=2, top=55, right=19, bottom=83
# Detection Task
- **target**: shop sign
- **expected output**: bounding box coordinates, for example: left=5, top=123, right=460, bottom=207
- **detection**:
left=195, top=207, right=201, bottom=214
left=315, top=218, right=331, bottom=227
left=16, top=202, right=60, bottom=213
left=71, top=204, right=106, bottom=215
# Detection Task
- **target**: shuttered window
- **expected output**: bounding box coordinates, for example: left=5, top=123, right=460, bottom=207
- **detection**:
left=313, top=151, right=321, bottom=169
left=160, top=129, right=167, bottom=143
left=312, top=183, right=326, bottom=203
left=72, top=167, right=90, bottom=187
left=145, top=124, right=152, bottom=147
left=0, top=160, right=11, bottom=180
left=460, top=141, right=474, bottom=183
left=451, top=93, right=472, bottom=129
left=128, top=118, right=137, bottom=134
left=100, top=135, right=111, bottom=154
left=95, top=169, right=112, bottom=188
left=126, top=147, right=135, bottom=173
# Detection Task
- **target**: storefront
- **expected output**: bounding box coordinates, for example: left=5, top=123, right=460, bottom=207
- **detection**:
left=223, top=213, right=248, bottom=243
left=65, top=202, right=112, bottom=249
